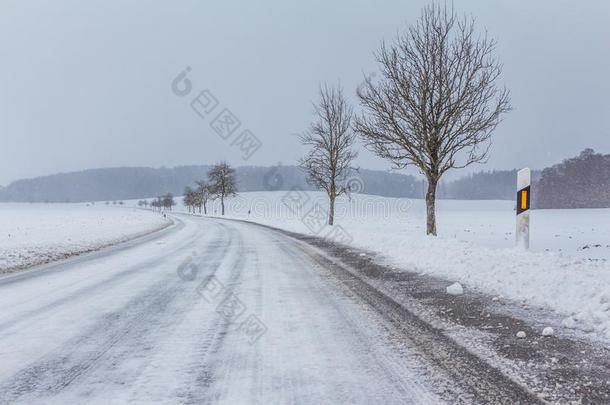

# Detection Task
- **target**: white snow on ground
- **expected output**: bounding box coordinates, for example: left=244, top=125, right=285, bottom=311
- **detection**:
left=165, top=191, right=610, bottom=342
left=0, top=203, right=169, bottom=273
left=446, top=283, right=464, bottom=296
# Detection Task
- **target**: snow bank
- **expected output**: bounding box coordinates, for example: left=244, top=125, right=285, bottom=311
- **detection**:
left=175, top=191, right=610, bottom=341
left=0, top=203, right=169, bottom=273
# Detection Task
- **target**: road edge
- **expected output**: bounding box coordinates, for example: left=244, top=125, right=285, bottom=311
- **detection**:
left=0, top=215, right=177, bottom=282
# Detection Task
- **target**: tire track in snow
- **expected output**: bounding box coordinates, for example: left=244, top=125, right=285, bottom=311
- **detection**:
left=0, top=221, right=231, bottom=404
left=182, top=225, right=253, bottom=404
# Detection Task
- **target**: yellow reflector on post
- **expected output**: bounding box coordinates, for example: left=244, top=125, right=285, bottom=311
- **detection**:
left=516, top=168, right=531, bottom=250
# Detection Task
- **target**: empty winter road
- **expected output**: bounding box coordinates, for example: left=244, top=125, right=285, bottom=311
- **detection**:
left=0, top=215, right=539, bottom=404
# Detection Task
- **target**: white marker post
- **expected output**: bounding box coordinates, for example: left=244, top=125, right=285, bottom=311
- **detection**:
left=516, top=168, right=531, bottom=250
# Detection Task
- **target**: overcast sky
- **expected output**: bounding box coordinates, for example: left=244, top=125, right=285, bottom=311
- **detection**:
left=0, top=0, right=609, bottom=186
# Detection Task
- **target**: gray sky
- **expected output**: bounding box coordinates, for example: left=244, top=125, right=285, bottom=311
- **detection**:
left=1, top=0, right=609, bottom=186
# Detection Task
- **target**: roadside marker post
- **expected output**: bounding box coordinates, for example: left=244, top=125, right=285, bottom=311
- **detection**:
left=516, top=168, right=531, bottom=250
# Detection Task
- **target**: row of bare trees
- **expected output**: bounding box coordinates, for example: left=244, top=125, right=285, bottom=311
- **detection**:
left=183, top=162, right=238, bottom=216
left=183, top=183, right=211, bottom=215
left=299, top=3, right=511, bottom=234
left=149, top=193, right=176, bottom=211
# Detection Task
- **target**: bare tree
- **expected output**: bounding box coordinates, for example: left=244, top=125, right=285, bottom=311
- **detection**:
left=152, top=196, right=163, bottom=212
left=162, top=193, right=175, bottom=211
left=354, top=4, right=511, bottom=235
left=183, top=186, right=195, bottom=213
left=208, top=162, right=238, bottom=215
left=299, top=83, right=357, bottom=226
left=194, top=181, right=212, bottom=215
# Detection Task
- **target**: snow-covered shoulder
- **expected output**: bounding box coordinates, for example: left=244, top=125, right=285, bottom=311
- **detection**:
left=0, top=203, right=170, bottom=273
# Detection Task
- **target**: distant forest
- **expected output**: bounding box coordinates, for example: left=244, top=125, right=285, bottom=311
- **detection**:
left=0, top=165, right=421, bottom=203
left=534, top=149, right=610, bottom=209
left=0, top=150, right=608, bottom=208
left=442, top=169, right=541, bottom=201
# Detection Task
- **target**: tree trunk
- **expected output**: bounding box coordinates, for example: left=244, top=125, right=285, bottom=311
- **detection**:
left=328, top=194, right=335, bottom=226
left=203, top=203, right=207, bottom=215
left=221, top=196, right=225, bottom=216
left=425, top=178, right=438, bottom=236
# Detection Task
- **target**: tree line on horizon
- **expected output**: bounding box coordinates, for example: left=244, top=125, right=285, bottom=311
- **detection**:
left=0, top=165, right=426, bottom=203
left=182, top=162, right=238, bottom=215
left=138, top=162, right=238, bottom=216
left=534, top=149, right=610, bottom=209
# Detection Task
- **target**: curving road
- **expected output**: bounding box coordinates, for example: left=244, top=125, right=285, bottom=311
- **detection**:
left=0, top=215, right=450, bottom=404
left=0, top=215, right=543, bottom=404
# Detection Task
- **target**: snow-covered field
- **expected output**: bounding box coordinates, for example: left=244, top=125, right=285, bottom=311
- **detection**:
left=0, top=203, right=170, bottom=273
left=168, top=191, right=610, bottom=342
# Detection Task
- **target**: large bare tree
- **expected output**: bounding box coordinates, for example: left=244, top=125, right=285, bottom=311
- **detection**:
left=354, top=4, right=511, bottom=235
left=208, top=162, right=237, bottom=216
left=299, top=83, right=357, bottom=225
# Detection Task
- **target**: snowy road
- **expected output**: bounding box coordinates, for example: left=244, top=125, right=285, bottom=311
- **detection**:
left=0, top=215, right=538, bottom=404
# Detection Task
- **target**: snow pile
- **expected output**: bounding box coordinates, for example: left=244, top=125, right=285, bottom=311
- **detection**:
left=446, top=282, right=464, bottom=296
left=542, top=327, right=554, bottom=337
left=182, top=191, right=610, bottom=341
left=0, top=203, right=169, bottom=273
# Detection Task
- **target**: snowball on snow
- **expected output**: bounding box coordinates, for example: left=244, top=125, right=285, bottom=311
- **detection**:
left=516, top=331, right=527, bottom=339
left=446, top=282, right=464, bottom=296
left=542, top=327, right=554, bottom=337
